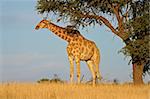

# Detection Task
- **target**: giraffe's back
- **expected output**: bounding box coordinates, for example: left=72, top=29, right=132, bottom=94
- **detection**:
left=67, top=35, right=98, bottom=61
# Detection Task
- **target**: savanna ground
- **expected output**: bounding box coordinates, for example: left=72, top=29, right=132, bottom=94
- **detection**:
left=0, top=82, right=150, bottom=99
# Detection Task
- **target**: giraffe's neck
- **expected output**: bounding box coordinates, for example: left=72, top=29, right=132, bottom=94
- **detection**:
left=47, top=22, right=73, bottom=42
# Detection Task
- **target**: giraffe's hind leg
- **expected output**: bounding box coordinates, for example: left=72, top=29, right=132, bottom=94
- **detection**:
left=93, top=56, right=102, bottom=81
left=86, top=60, right=96, bottom=86
left=93, top=59, right=102, bottom=82
left=92, top=47, right=102, bottom=81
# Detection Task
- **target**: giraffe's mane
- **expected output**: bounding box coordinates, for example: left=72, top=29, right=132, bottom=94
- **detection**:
left=42, top=19, right=81, bottom=35
left=66, top=28, right=80, bottom=35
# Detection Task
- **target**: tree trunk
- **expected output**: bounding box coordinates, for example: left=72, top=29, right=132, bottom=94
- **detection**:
left=132, top=63, right=144, bottom=84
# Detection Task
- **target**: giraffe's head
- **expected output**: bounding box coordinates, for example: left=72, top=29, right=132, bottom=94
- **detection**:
left=35, top=19, right=50, bottom=30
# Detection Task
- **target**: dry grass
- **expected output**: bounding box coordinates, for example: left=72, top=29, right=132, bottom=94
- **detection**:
left=0, top=83, right=149, bottom=99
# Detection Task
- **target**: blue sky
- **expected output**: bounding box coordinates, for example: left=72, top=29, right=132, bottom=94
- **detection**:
left=0, top=0, right=149, bottom=83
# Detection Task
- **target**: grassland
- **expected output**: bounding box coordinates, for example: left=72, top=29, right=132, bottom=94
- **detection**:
left=0, top=83, right=149, bottom=99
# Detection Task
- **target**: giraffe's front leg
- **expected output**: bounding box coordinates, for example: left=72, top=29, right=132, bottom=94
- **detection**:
left=75, top=58, right=81, bottom=84
left=68, top=56, right=74, bottom=84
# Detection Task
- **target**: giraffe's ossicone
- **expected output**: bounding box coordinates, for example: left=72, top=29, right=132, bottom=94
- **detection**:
left=35, top=19, right=102, bottom=86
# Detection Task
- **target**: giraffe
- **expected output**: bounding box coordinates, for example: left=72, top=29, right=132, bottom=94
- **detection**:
left=35, top=19, right=102, bottom=85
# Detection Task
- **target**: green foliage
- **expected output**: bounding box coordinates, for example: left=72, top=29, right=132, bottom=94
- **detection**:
left=37, top=78, right=50, bottom=83
left=121, top=0, right=150, bottom=75
left=36, top=0, right=128, bottom=28
left=113, top=78, right=119, bottom=84
left=37, top=74, right=64, bottom=83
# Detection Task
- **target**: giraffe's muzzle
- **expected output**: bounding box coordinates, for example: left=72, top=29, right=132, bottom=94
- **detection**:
left=35, top=26, right=39, bottom=30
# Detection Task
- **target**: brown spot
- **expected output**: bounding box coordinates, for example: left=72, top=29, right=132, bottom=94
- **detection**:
left=62, top=35, right=64, bottom=39
left=79, top=38, right=82, bottom=42
left=79, top=43, right=81, bottom=46
left=58, top=34, right=61, bottom=37
left=84, top=41, right=87, bottom=46
left=70, top=74, right=72, bottom=78
left=58, top=30, right=61, bottom=33
left=75, top=38, right=78, bottom=41
left=73, top=50, right=76, bottom=53
left=76, top=49, right=79, bottom=53
left=72, top=38, right=75, bottom=42
left=55, top=32, right=58, bottom=35
left=81, top=47, right=84, bottom=52
left=65, top=36, right=67, bottom=40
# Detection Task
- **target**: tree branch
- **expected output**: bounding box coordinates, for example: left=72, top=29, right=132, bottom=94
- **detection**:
left=109, top=3, right=129, bottom=40
left=82, top=14, right=119, bottom=36
left=71, top=7, right=129, bottom=40
left=79, top=12, right=129, bottom=40
left=66, top=7, right=121, bottom=38
left=112, top=4, right=123, bottom=31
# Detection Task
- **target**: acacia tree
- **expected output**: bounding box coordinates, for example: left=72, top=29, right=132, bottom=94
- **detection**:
left=121, top=0, right=150, bottom=83
left=36, top=0, right=150, bottom=84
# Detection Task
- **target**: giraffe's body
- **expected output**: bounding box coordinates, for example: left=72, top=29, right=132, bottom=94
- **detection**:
left=35, top=19, right=102, bottom=85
